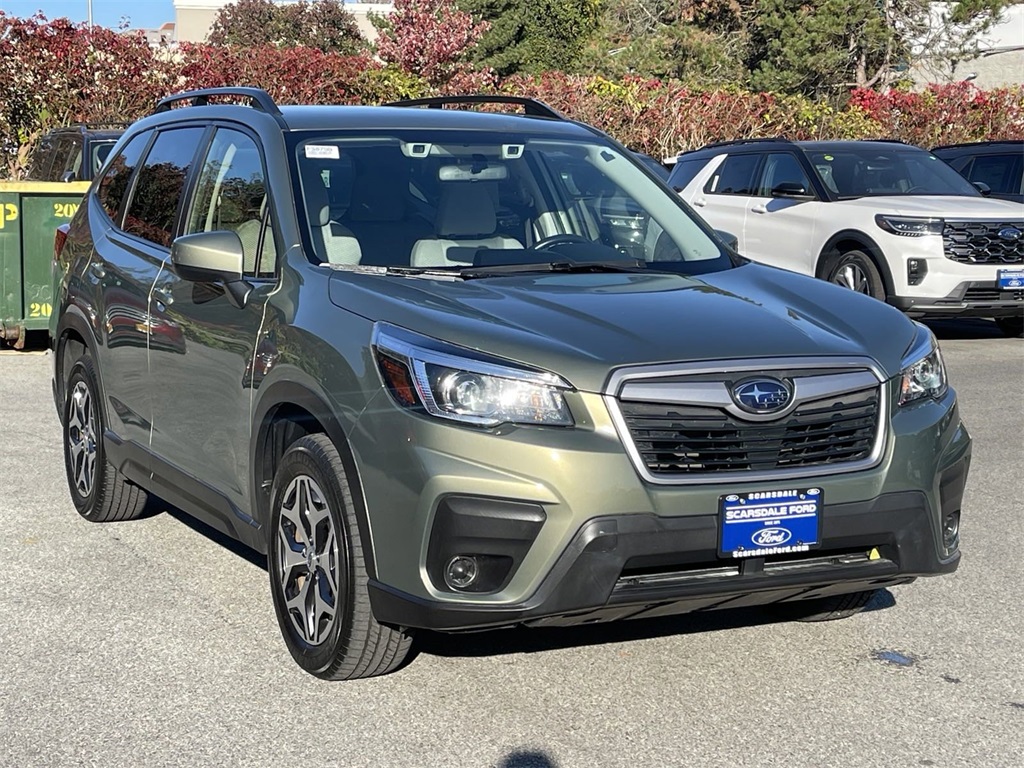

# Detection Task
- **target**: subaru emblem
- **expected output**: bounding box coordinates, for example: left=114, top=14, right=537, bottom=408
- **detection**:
left=998, top=227, right=1021, bottom=242
left=732, top=378, right=792, bottom=414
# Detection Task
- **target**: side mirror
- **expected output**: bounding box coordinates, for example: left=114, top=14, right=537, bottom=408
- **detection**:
left=171, top=231, right=251, bottom=307
left=973, top=181, right=991, bottom=196
left=715, top=229, right=739, bottom=251
left=771, top=181, right=813, bottom=199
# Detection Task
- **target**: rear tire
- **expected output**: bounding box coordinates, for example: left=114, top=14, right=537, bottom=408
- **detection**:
left=63, top=354, right=148, bottom=522
left=268, top=434, right=412, bottom=680
left=824, top=250, right=886, bottom=301
left=773, top=589, right=877, bottom=622
left=995, top=316, right=1023, bottom=338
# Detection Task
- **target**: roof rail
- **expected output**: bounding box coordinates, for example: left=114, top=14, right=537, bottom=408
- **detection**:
left=153, top=87, right=282, bottom=116
left=702, top=137, right=792, bottom=149
left=932, top=139, right=1019, bottom=151
left=66, top=122, right=131, bottom=129
left=386, top=95, right=565, bottom=120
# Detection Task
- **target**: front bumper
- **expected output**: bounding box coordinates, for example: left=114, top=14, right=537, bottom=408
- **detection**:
left=890, top=280, right=1024, bottom=319
left=369, top=484, right=965, bottom=631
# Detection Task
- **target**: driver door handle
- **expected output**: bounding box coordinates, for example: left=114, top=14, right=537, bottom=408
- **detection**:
left=751, top=204, right=767, bottom=214
left=692, top=197, right=707, bottom=208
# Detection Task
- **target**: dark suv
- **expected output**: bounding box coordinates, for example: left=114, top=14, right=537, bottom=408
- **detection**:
left=52, top=89, right=970, bottom=680
left=931, top=141, right=1024, bottom=204
left=26, top=123, right=124, bottom=182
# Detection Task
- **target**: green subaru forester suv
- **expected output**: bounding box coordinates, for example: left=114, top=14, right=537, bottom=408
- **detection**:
left=52, top=89, right=970, bottom=680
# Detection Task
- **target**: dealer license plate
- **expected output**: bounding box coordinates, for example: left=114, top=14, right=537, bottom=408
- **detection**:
left=719, top=488, right=822, bottom=558
left=998, top=268, right=1024, bottom=289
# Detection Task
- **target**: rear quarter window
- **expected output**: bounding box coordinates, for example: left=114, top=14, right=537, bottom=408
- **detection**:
left=96, top=132, right=152, bottom=225
left=667, top=157, right=709, bottom=191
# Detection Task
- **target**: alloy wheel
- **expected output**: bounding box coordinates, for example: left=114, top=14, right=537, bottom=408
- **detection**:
left=276, top=475, right=340, bottom=646
left=832, top=262, right=871, bottom=294
left=67, top=381, right=98, bottom=498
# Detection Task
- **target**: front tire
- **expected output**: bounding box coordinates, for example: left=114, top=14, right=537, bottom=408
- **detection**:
left=772, top=589, right=877, bottom=622
left=825, top=250, right=886, bottom=301
left=63, top=354, right=148, bottom=522
left=268, top=434, right=412, bottom=680
left=995, top=316, right=1023, bottom=338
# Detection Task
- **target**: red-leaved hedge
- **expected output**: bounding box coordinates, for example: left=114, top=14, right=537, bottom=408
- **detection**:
left=1, top=13, right=1022, bottom=175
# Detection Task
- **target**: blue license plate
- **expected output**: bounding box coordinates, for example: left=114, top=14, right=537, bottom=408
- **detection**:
left=720, top=488, right=822, bottom=558
left=998, top=269, right=1024, bottom=289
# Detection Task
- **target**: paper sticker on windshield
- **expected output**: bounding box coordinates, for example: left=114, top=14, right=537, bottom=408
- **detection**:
left=305, top=145, right=340, bottom=160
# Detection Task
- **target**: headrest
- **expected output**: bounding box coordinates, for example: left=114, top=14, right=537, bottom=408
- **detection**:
left=436, top=183, right=497, bottom=237
left=304, top=178, right=331, bottom=227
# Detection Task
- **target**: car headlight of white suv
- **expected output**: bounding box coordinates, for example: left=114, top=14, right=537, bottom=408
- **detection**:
left=875, top=214, right=944, bottom=237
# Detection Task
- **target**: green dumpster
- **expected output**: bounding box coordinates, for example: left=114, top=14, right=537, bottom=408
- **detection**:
left=0, top=181, right=90, bottom=347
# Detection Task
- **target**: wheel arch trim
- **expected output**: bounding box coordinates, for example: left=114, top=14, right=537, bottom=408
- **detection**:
left=250, top=380, right=377, bottom=578
left=816, top=229, right=896, bottom=298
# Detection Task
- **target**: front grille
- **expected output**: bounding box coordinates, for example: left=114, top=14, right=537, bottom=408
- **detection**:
left=620, top=385, right=880, bottom=476
left=943, top=220, right=1024, bottom=264
left=963, top=286, right=1024, bottom=303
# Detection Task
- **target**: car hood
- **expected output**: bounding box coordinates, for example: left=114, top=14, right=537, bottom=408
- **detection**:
left=328, top=263, right=917, bottom=392
left=840, top=195, right=1024, bottom=217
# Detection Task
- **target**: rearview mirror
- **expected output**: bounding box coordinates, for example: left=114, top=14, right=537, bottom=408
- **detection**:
left=171, top=231, right=251, bottom=308
left=172, top=231, right=244, bottom=283
left=715, top=229, right=739, bottom=251
left=771, top=181, right=813, bottom=199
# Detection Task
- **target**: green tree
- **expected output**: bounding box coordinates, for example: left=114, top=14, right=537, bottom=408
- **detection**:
left=747, top=0, right=1010, bottom=97
left=580, top=1, right=747, bottom=85
left=207, top=0, right=365, bottom=54
left=459, top=0, right=601, bottom=75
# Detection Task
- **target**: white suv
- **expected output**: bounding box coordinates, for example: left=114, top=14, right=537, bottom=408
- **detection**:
left=667, top=139, right=1024, bottom=336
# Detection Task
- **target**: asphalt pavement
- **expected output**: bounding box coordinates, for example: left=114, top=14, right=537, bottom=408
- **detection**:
left=1, top=319, right=1021, bottom=767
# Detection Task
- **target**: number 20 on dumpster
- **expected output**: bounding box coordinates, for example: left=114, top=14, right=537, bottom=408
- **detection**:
left=0, top=203, right=18, bottom=230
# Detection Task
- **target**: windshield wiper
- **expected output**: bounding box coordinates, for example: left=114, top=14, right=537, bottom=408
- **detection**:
left=459, top=260, right=647, bottom=279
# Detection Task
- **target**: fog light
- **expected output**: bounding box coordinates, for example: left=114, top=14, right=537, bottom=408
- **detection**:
left=942, top=509, right=960, bottom=551
left=907, top=258, right=927, bottom=286
left=445, top=556, right=479, bottom=590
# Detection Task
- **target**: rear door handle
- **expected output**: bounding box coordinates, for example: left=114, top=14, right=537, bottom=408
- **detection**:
left=751, top=204, right=767, bottom=214
left=88, top=262, right=106, bottom=279
left=692, top=197, right=707, bottom=208
left=152, top=288, right=173, bottom=307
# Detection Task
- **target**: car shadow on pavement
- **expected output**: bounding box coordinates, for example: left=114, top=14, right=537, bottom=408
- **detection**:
left=414, top=588, right=897, bottom=660
left=163, top=505, right=268, bottom=570
left=499, top=751, right=559, bottom=768
left=923, top=317, right=1003, bottom=340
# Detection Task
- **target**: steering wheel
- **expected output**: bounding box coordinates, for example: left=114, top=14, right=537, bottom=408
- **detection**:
left=904, top=185, right=927, bottom=194
left=532, top=234, right=592, bottom=251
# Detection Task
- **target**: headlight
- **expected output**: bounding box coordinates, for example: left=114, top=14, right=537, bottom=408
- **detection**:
left=875, top=215, right=944, bottom=237
left=374, top=327, right=574, bottom=427
left=898, top=327, right=948, bottom=406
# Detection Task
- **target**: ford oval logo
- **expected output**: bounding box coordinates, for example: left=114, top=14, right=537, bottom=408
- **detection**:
left=998, top=227, right=1021, bottom=242
left=732, top=378, right=792, bottom=414
left=752, top=527, right=792, bottom=547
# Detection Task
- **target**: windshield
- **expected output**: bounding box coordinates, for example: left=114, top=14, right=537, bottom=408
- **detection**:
left=292, top=131, right=731, bottom=275
left=808, top=147, right=980, bottom=198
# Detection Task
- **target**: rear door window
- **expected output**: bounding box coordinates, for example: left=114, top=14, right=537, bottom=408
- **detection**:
left=122, top=127, right=205, bottom=247
left=96, top=131, right=152, bottom=225
left=704, top=153, right=760, bottom=195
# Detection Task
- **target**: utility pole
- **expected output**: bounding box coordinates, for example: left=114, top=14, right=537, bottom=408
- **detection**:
left=88, top=0, right=93, bottom=27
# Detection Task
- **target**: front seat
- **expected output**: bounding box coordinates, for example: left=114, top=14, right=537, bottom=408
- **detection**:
left=304, top=172, right=362, bottom=266
left=410, top=183, right=523, bottom=268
